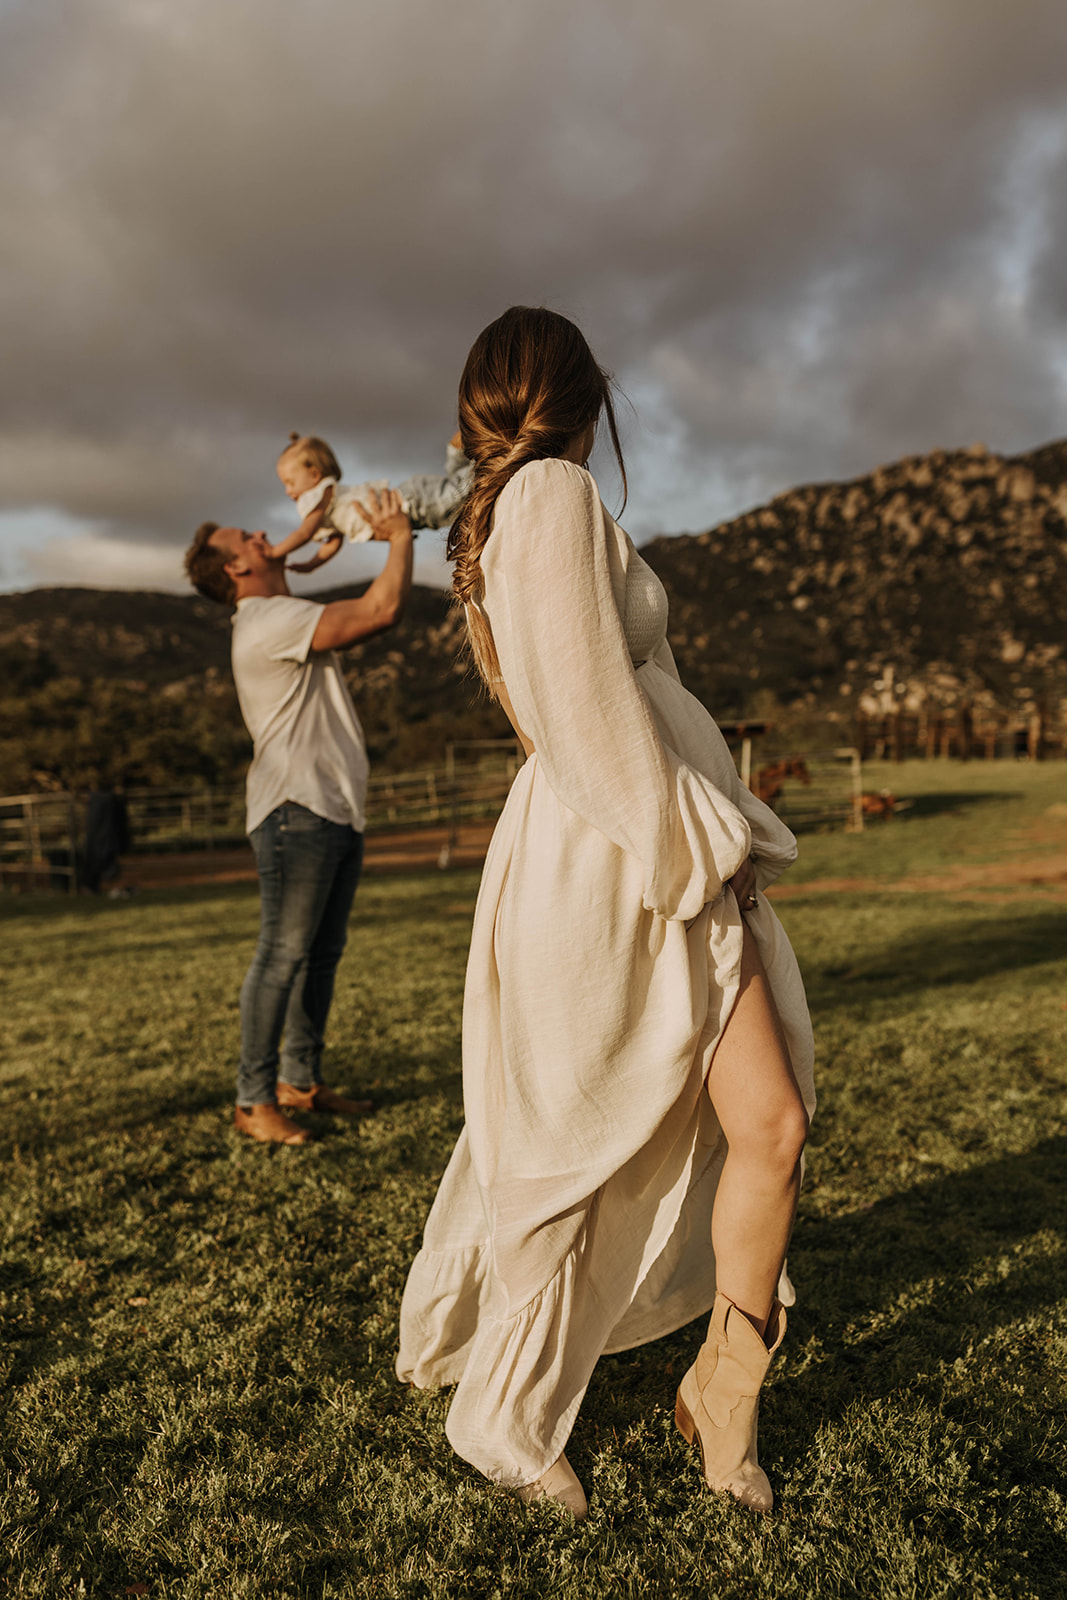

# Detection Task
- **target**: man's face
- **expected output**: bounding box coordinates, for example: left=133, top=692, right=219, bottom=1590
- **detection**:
left=210, top=526, right=276, bottom=584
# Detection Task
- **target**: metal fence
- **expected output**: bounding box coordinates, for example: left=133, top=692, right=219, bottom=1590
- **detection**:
left=757, top=748, right=864, bottom=834
left=0, top=792, right=83, bottom=893
left=367, top=741, right=525, bottom=832
left=0, top=741, right=862, bottom=892
left=0, top=741, right=527, bottom=892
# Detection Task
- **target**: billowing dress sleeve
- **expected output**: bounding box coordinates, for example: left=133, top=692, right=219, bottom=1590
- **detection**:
left=481, top=458, right=753, bottom=923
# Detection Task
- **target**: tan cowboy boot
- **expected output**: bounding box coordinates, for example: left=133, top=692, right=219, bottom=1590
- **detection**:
left=516, top=1453, right=588, bottom=1520
left=276, top=1081, right=373, bottom=1116
left=233, top=1104, right=313, bottom=1146
left=675, top=1291, right=786, bottom=1512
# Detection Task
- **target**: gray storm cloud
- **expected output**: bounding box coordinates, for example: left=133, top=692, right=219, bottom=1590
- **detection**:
left=2, top=0, right=1067, bottom=585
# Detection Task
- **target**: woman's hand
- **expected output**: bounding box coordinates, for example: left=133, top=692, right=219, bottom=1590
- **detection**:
left=354, top=486, right=412, bottom=542
left=727, top=856, right=759, bottom=915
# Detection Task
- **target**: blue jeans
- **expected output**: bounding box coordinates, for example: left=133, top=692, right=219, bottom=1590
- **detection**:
left=237, top=803, right=364, bottom=1107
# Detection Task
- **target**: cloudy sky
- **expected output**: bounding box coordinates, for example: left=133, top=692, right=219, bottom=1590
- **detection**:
left=2, top=0, right=1067, bottom=595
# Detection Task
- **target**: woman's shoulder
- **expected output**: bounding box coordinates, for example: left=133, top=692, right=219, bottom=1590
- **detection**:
left=498, top=456, right=598, bottom=511
left=485, top=458, right=631, bottom=603
left=487, top=460, right=603, bottom=570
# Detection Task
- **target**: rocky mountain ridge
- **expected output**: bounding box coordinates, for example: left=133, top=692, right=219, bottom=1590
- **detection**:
left=642, top=436, right=1067, bottom=746
left=1, top=434, right=1064, bottom=791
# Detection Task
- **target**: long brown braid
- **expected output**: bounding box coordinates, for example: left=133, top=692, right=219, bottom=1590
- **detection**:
left=446, top=306, right=626, bottom=690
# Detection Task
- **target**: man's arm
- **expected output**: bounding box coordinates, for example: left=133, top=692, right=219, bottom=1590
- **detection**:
left=310, top=489, right=414, bottom=653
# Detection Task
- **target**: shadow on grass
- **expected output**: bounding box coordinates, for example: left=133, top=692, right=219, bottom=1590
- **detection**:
left=5, top=1130, right=1064, bottom=1595
left=592, top=1138, right=1066, bottom=1449
left=807, top=904, right=1067, bottom=1002
left=582, top=1136, right=1067, bottom=1592
left=895, top=789, right=1023, bottom=819
left=356, top=1069, right=464, bottom=1119
left=0, top=879, right=261, bottom=922
left=596, top=1134, right=1066, bottom=1397
left=789, top=1133, right=1067, bottom=1338
left=0, top=1053, right=465, bottom=1166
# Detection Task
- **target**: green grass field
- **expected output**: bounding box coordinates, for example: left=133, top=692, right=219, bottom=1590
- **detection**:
left=2, top=762, right=1065, bottom=1599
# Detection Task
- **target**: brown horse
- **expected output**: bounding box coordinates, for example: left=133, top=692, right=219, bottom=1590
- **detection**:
left=755, top=756, right=811, bottom=807
left=861, top=790, right=897, bottom=820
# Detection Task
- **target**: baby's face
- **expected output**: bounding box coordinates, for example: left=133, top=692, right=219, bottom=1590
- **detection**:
left=277, top=454, right=321, bottom=500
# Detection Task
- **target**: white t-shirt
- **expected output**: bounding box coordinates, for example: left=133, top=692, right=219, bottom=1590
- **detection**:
left=230, top=595, right=370, bottom=835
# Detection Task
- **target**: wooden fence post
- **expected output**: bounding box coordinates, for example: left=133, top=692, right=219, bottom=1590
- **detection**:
left=68, top=793, right=79, bottom=894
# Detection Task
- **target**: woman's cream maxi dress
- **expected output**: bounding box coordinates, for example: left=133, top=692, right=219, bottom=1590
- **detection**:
left=397, top=458, right=816, bottom=1488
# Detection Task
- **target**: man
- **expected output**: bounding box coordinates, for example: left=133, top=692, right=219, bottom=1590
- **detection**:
left=184, top=490, right=413, bottom=1145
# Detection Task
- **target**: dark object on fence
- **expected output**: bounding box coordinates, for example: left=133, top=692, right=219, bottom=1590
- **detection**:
left=47, top=847, right=75, bottom=891
left=83, top=791, right=132, bottom=894
left=755, top=757, right=811, bottom=807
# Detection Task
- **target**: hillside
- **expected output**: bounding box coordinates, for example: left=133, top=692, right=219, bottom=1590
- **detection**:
left=641, top=436, right=1067, bottom=750
left=1, top=435, right=1065, bottom=792
left=0, top=585, right=509, bottom=793
left=0, top=582, right=457, bottom=690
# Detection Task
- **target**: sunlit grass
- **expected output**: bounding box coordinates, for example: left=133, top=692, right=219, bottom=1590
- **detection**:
left=788, top=757, right=1067, bottom=882
left=1, top=767, right=1065, bottom=1598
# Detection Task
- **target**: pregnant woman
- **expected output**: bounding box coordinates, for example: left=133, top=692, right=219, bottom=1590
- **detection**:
left=397, top=307, right=816, bottom=1519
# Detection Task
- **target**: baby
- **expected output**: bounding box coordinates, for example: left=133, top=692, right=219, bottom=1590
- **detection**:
left=272, top=431, right=474, bottom=573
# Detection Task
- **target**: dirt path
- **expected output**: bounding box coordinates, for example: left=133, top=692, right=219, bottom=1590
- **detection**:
left=121, top=822, right=498, bottom=891
left=119, top=817, right=1067, bottom=903
left=768, top=814, right=1067, bottom=903
left=766, top=856, right=1067, bottom=902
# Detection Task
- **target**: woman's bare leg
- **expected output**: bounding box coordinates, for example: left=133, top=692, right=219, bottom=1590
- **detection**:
left=706, top=923, right=809, bottom=1335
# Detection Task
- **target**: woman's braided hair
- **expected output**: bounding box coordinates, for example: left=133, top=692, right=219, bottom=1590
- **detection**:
left=446, top=306, right=626, bottom=689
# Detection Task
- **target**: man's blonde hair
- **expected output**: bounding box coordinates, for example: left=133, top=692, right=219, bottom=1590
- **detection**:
left=279, top=432, right=342, bottom=482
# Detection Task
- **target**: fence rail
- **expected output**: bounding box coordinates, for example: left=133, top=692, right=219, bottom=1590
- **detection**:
left=762, top=748, right=864, bottom=834
left=0, top=740, right=863, bottom=892
left=0, top=743, right=528, bottom=892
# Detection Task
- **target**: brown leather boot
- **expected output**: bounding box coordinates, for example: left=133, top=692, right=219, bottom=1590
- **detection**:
left=233, top=1103, right=313, bottom=1145
left=675, top=1292, right=786, bottom=1512
left=276, top=1082, right=373, bottom=1116
left=516, top=1453, right=588, bottom=1520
